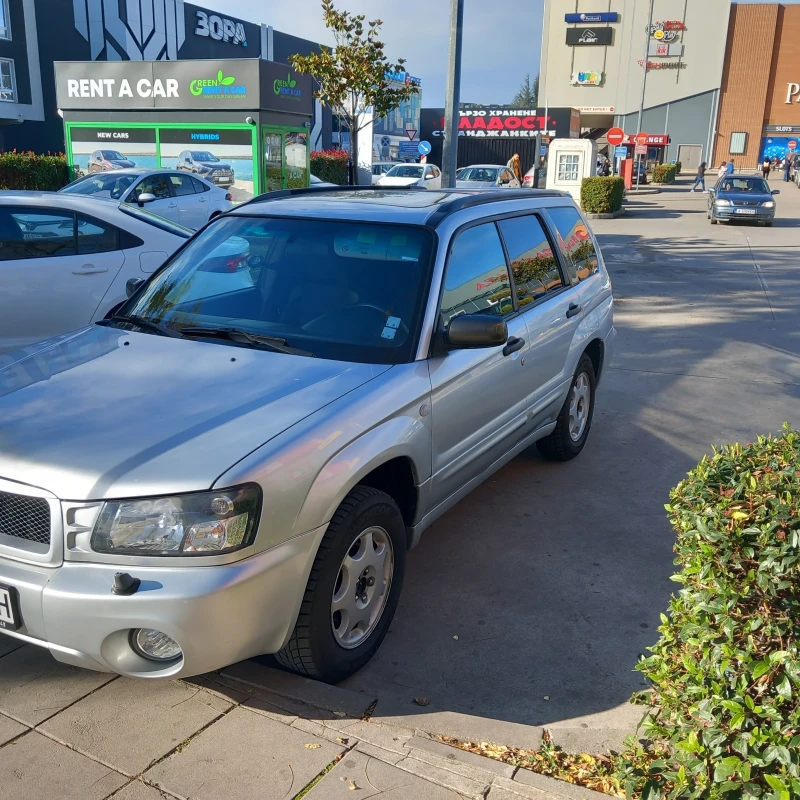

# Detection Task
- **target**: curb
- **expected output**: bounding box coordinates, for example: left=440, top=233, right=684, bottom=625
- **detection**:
left=584, top=208, right=625, bottom=220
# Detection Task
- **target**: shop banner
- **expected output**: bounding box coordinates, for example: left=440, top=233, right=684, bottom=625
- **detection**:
left=259, top=60, right=314, bottom=115
left=68, top=127, right=158, bottom=175
left=565, top=12, right=619, bottom=23
left=566, top=28, right=613, bottom=46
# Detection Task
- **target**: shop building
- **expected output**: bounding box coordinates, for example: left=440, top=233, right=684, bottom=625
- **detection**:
left=1, top=0, right=333, bottom=155
left=539, top=0, right=731, bottom=169
left=714, top=3, right=800, bottom=169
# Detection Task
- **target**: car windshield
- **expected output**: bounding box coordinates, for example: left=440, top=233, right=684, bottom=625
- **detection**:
left=386, top=165, right=423, bottom=178
left=191, top=151, right=219, bottom=162
left=102, top=151, right=126, bottom=160
left=60, top=173, right=138, bottom=199
left=119, top=204, right=193, bottom=238
left=458, top=168, right=499, bottom=182
left=718, top=177, right=770, bottom=193
left=121, top=216, right=434, bottom=364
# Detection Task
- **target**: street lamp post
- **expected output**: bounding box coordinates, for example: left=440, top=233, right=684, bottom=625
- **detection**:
left=442, top=0, right=465, bottom=189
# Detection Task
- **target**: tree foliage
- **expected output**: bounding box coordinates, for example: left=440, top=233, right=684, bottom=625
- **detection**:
left=512, top=73, right=539, bottom=107
left=290, top=0, right=418, bottom=183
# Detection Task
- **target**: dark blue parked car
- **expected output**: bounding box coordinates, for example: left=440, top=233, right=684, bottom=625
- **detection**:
left=708, top=175, right=779, bottom=226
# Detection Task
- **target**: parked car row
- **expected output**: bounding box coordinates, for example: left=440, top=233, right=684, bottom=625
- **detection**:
left=88, top=149, right=235, bottom=188
left=0, top=183, right=614, bottom=685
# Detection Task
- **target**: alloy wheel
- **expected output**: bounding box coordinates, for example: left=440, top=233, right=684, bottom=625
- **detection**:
left=569, top=372, right=591, bottom=442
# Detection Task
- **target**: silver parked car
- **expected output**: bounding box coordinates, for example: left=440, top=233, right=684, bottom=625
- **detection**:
left=455, top=164, right=521, bottom=190
left=0, top=187, right=614, bottom=682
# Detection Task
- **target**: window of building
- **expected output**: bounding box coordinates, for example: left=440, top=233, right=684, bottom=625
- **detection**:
left=547, top=206, right=599, bottom=285
left=0, top=58, right=15, bottom=102
left=0, top=0, right=9, bottom=40
left=557, top=153, right=580, bottom=182
left=730, top=132, right=748, bottom=156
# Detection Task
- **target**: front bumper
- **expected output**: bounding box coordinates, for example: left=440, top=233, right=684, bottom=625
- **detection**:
left=714, top=206, right=774, bottom=221
left=0, top=524, right=326, bottom=678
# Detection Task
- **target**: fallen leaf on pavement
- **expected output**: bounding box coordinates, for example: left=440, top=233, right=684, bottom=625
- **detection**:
left=453, top=635, right=459, bottom=640
left=413, top=696, right=429, bottom=706
left=337, top=737, right=349, bottom=745
left=333, top=710, right=347, bottom=717
left=349, top=779, right=359, bottom=790
left=543, top=696, right=550, bottom=701
left=304, top=743, right=321, bottom=749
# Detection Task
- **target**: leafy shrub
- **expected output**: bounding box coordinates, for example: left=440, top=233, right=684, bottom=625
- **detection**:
left=674, top=161, right=682, bottom=175
left=310, top=149, right=348, bottom=185
left=636, top=426, right=800, bottom=798
left=580, top=176, right=624, bottom=214
left=0, top=151, right=70, bottom=190
left=652, top=164, right=677, bottom=184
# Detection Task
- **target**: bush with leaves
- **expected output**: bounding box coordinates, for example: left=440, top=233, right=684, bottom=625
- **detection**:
left=0, top=150, right=70, bottom=190
left=311, top=149, right=348, bottom=184
left=581, top=176, right=624, bottom=214
left=652, top=164, right=677, bottom=184
left=633, top=426, right=800, bottom=799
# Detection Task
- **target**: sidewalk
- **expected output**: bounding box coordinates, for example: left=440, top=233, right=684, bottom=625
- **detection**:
left=0, top=642, right=608, bottom=800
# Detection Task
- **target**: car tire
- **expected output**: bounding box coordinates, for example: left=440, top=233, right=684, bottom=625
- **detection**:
left=537, top=354, right=596, bottom=462
left=765, top=221, right=774, bottom=227
left=274, top=486, right=406, bottom=683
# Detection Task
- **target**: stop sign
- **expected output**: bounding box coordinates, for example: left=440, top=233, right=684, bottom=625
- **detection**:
left=789, top=140, right=798, bottom=151
left=634, top=132, right=649, bottom=146
left=607, top=127, right=625, bottom=146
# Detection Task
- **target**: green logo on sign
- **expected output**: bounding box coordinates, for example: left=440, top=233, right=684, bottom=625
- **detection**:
left=190, top=70, right=240, bottom=97
left=273, top=73, right=301, bottom=98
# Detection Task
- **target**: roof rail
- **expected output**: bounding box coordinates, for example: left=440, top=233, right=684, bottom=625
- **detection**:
left=239, top=185, right=427, bottom=208
left=424, top=188, right=572, bottom=227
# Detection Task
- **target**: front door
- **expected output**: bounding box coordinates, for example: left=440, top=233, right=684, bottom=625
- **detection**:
left=166, top=173, right=206, bottom=229
left=263, top=129, right=310, bottom=191
left=429, top=221, right=532, bottom=509
left=130, top=174, right=177, bottom=222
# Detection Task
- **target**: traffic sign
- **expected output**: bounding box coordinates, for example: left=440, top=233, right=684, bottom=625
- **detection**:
left=406, top=129, right=417, bottom=141
left=789, top=140, right=798, bottom=151
left=607, top=127, right=625, bottom=146
left=614, top=146, right=628, bottom=159
left=398, top=141, right=418, bottom=158
left=418, top=140, right=432, bottom=156
left=634, top=131, right=649, bottom=146
left=634, top=144, right=647, bottom=156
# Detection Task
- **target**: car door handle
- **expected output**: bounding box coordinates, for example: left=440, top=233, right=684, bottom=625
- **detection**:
left=72, top=264, right=108, bottom=275
left=566, top=303, right=582, bottom=319
left=198, top=196, right=208, bottom=202
left=502, top=336, right=525, bottom=357
left=168, top=202, right=178, bottom=208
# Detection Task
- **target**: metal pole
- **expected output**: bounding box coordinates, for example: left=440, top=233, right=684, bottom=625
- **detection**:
left=442, top=0, right=465, bottom=189
left=636, top=0, right=655, bottom=192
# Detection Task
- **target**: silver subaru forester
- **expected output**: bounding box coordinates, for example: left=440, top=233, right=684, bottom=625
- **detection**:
left=0, top=187, right=614, bottom=682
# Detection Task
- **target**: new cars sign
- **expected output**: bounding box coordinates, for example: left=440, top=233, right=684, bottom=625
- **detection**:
left=566, top=28, right=613, bottom=46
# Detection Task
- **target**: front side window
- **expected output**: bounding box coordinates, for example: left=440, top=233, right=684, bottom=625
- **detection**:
left=0, top=208, right=75, bottom=260
left=77, top=215, right=120, bottom=255
left=0, top=58, right=15, bottom=102
left=548, top=206, right=599, bottom=285
left=122, top=216, right=434, bottom=365
left=557, top=153, right=580, bottom=182
left=497, top=215, right=565, bottom=307
left=440, top=223, right=512, bottom=324
left=131, top=175, right=171, bottom=201
left=0, top=0, right=9, bottom=40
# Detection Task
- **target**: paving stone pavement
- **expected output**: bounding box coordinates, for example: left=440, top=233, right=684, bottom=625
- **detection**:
left=0, top=648, right=606, bottom=799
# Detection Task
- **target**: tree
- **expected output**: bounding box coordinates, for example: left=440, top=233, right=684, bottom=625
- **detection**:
left=290, top=1, right=419, bottom=185
left=512, top=73, right=539, bottom=107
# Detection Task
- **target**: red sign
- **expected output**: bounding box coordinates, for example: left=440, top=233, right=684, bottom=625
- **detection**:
left=634, top=132, right=649, bottom=146
left=406, top=129, right=417, bottom=141
left=607, top=127, right=625, bottom=146
left=663, top=20, right=686, bottom=30
left=624, top=133, right=670, bottom=146
left=789, top=140, right=798, bottom=151
left=635, top=144, right=648, bottom=156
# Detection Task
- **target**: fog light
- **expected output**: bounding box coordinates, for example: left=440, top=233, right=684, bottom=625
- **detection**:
left=131, top=629, right=182, bottom=662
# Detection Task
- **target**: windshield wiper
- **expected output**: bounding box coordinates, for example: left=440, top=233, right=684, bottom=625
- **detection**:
left=99, top=314, right=184, bottom=338
left=179, top=326, right=313, bottom=357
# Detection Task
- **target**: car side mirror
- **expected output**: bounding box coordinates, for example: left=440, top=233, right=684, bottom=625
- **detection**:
left=425, top=173, right=435, bottom=180
left=137, top=192, right=156, bottom=206
left=126, top=277, right=144, bottom=298
left=445, top=314, right=508, bottom=349
left=772, top=189, right=780, bottom=195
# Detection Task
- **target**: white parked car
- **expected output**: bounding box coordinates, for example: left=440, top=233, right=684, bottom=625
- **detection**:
left=371, top=161, right=396, bottom=184
left=60, top=169, right=233, bottom=230
left=455, top=165, right=521, bottom=190
left=0, top=192, right=192, bottom=353
left=377, top=163, right=442, bottom=189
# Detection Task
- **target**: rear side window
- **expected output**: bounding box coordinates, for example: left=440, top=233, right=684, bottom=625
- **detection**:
left=190, top=177, right=210, bottom=193
left=0, top=208, right=76, bottom=260
left=169, top=174, right=196, bottom=197
left=440, top=223, right=512, bottom=324
left=497, top=215, right=565, bottom=307
left=547, top=206, right=599, bottom=285
left=77, top=214, right=120, bottom=255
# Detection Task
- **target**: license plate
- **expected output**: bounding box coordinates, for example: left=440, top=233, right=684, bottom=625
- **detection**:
left=736, top=209, right=756, bottom=215
left=0, top=584, right=21, bottom=631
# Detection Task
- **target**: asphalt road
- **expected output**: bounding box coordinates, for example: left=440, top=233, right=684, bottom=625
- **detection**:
left=338, top=176, right=800, bottom=749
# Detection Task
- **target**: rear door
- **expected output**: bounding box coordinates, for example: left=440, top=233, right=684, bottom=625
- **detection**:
left=0, top=207, right=124, bottom=352
left=166, top=173, right=205, bottom=229
left=497, top=212, right=582, bottom=427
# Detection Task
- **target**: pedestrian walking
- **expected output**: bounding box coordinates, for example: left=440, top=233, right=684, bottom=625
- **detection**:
left=601, top=157, right=611, bottom=177
left=718, top=162, right=728, bottom=180
left=772, top=156, right=780, bottom=172
left=690, top=161, right=707, bottom=192
left=507, top=153, right=523, bottom=185
left=762, top=158, right=771, bottom=179
left=784, top=155, right=792, bottom=182
left=726, top=159, right=735, bottom=175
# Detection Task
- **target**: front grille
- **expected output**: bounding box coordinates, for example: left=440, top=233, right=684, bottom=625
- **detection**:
left=0, top=491, right=51, bottom=546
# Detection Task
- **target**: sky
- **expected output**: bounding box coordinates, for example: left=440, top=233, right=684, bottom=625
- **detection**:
left=221, top=0, right=545, bottom=107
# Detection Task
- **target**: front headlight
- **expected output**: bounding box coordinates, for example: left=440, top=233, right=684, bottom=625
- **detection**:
left=762, top=201, right=775, bottom=208
left=91, top=484, right=261, bottom=556
left=715, top=199, right=732, bottom=206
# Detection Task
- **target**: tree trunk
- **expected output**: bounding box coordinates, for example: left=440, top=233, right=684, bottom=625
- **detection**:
left=350, top=122, right=359, bottom=186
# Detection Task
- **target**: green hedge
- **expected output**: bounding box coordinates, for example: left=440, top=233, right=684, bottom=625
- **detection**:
left=652, top=164, right=677, bottom=184
left=580, top=176, right=624, bottom=214
left=674, top=161, right=682, bottom=174
left=0, top=151, right=70, bottom=190
left=635, top=426, right=800, bottom=797
left=310, top=149, right=348, bottom=185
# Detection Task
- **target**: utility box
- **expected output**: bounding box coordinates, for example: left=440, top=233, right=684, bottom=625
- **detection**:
left=545, top=138, right=597, bottom=202
left=620, top=158, right=634, bottom=190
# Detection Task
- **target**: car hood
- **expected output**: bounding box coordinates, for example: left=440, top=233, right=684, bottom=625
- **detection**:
left=110, top=160, right=134, bottom=167
left=378, top=176, right=421, bottom=187
left=199, top=161, right=231, bottom=170
left=0, top=326, right=387, bottom=500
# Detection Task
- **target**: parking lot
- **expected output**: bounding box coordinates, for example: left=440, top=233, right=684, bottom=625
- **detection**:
left=2, top=178, right=800, bottom=797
